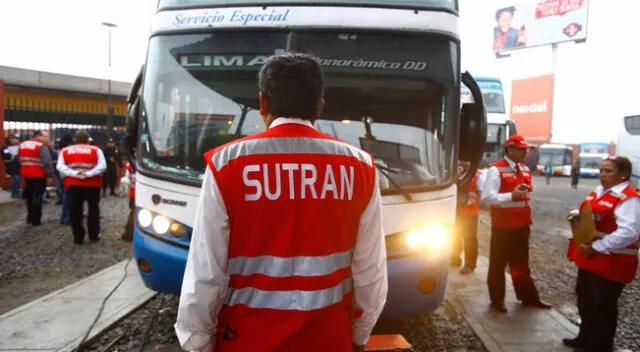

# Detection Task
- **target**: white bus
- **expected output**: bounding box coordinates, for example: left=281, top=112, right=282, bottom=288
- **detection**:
left=462, top=76, right=516, bottom=168
left=126, top=0, right=487, bottom=316
left=618, top=115, right=640, bottom=189
left=537, top=144, right=574, bottom=176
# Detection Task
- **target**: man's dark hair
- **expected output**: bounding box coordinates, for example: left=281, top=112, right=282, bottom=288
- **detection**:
left=59, top=133, right=74, bottom=148
left=495, top=6, right=516, bottom=21
left=32, top=130, right=44, bottom=139
left=258, top=52, right=325, bottom=120
left=75, top=130, right=90, bottom=144
left=604, top=156, right=633, bottom=178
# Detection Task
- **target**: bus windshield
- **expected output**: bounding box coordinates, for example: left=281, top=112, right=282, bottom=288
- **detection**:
left=580, top=156, right=605, bottom=169
left=539, top=148, right=572, bottom=165
left=461, top=79, right=505, bottom=114
left=481, top=123, right=506, bottom=167
left=158, top=0, right=458, bottom=11
left=139, top=31, right=459, bottom=193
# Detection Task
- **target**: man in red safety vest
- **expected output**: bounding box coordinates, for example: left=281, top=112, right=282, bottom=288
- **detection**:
left=175, top=53, right=388, bottom=352
left=452, top=168, right=486, bottom=274
left=121, top=161, right=135, bottom=242
left=480, top=135, right=551, bottom=312
left=57, top=130, right=106, bottom=244
left=18, top=130, right=55, bottom=226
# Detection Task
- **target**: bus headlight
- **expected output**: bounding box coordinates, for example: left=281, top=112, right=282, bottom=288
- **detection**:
left=170, top=223, right=186, bottom=238
left=406, top=224, right=449, bottom=250
left=152, top=215, right=171, bottom=235
left=138, top=209, right=153, bottom=228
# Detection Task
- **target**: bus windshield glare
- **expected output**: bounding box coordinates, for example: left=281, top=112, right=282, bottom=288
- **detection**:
left=139, top=31, right=459, bottom=193
left=158, top=0, right=458, bottom=11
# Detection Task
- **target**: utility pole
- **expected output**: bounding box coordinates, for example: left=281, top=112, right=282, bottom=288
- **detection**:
left=102, top=22, right=117, bottom=138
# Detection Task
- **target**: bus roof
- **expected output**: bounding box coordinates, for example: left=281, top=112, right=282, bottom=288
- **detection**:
left=158, top=0, right=458, bottom=11
left=473, top=76, right=501, bottom=84
left=539, top=144, right=572, bottom=149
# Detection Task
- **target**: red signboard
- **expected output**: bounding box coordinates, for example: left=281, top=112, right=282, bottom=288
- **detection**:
left=510, top=75, right=555, bottom=143
left=536, top=0, right=585, bottom=19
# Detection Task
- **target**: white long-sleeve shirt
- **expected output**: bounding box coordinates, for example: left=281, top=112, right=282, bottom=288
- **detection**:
left=56, top=146, right=106, bottom=179
left=588, top=182, right=640, bottom=254
left=175, top=118, right=388, bottom=352
left=480, top=157, right=520, bottom=206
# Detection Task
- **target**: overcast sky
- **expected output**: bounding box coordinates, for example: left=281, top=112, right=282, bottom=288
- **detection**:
left=1, top=0, right=638, bottom=144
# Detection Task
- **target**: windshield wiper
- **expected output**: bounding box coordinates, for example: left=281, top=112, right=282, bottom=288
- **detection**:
left=375, top=163, right=413, bottom=202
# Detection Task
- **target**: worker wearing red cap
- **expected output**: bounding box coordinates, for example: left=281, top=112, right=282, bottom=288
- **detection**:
left=480, top=135, right=551, bottom=312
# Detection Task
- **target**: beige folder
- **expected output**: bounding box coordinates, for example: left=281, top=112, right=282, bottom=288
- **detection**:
left=570, top=204, right=598, bottom=245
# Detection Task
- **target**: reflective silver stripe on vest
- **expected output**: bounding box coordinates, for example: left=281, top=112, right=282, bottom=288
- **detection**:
left=19, top=162, right=44, bottom=167
left=497, top=167, right=513, bottom=173
left=225, top=278, right=352, bottom=311
left=595, top=232, right=639, bottom=255
left=609, top=192, right=628, bottom=201
left=19, top=156, right=42, bottom=161
left=211, top=137, right=373, bottom=171
left=494, top=201, right=527, bottom=208
left=68, top=162, right=97, bottom=169
left=228, top=250, right=353, bottom=277
left=521, top=165, right=530, bottom=172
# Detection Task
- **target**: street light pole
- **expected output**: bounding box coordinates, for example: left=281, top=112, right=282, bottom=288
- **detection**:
left=102, top=22, right=117, bottom=139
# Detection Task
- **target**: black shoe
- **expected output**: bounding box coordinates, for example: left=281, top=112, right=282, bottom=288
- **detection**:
left=89, top=237, right=100, bottom=243
left=562, top=337, right=586, bottom=349
left=522, top=300, right=552, bottom=309
left=74, top=240, right=84, bottom=245
left=460, top=266, right=475, bottom=275
left=490, top=302, right=507, bottom=313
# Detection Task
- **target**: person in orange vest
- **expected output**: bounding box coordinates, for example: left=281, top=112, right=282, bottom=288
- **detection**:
left=18, top=130, right=55, bottom=226
left=480, top=135, right=551, bottom=312
left=175, top=53, right=388, bottom=352
left=56, top=130, right=106, bottom=244
left=452, top=168, right=485, bottom=274
left=121, top=161, right=135, bottom=242
left=563, top=156, right=639, bottom=351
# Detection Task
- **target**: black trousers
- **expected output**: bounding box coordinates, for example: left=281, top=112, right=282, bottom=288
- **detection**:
left=23, top=177, right=46, bottom=226
left=487, top=226, right=540, bottom=304
left=102, top=164, right=117, bottom=194
left=68, top=186, right=101, bottom=243
left=575, top=269, right=625, bottom=352
left=452, top=213, right=478, bottom=269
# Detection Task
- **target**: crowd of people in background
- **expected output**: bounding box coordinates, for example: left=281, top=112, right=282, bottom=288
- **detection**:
left=2, top=130, right=133, bottom=243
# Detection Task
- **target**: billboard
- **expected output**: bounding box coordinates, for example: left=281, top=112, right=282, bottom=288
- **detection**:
left=493, top=0, right=589, bottom=54
left=510, top=75, right=554, bottom=142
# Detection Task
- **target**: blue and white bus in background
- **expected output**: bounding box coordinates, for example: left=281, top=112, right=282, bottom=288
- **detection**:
left=578, top=142, right=610, bottom=178
left=536, top=144, right=574, bottom=176
left=461, top=76, right=516, bottom=168
left=618, top=115, right=640, bottom=189
left=126, top=0, right=487, bottom=316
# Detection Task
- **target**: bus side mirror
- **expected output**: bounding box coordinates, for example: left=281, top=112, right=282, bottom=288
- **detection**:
left=125, top=65, right=144, bottom=168
left=458, top=72, right=488, bottom=185
left=506, top=120, right=517, bottom=137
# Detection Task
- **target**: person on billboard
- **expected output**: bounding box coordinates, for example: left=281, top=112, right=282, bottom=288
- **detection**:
left=493, top=6, right=527, bottom=52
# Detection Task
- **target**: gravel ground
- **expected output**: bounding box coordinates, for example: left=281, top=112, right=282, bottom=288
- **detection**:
left=477, top=175, right=640, bottom=351
left=0, top=191, right=132, bottom=315
left=84, top=295, right=487, bottom=352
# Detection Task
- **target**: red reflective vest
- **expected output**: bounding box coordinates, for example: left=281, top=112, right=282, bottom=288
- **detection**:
left=18, top=139, right=46, bottom=178
left=204, top=122, right=377, bottom=352
left=567, top=186, right=640, bottom=284
left=462, top=171, right=481, bottom=216
left=61, top=143, right=102, bottom=189
left=126, top=162, right=135, bottom=199
left=490, top=159, right=533, bottom=229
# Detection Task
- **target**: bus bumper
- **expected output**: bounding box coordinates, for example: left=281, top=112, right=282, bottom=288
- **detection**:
left=133, top=225, right=187, bottom=295
left=382, top=251, right=448, bottom=316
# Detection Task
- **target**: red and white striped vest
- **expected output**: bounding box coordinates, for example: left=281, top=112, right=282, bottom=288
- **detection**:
left=205, top=122, right=377, bottom=352
left=489, top=159, right=533, bottom=229
left=568, top=185, right=639, bottom=284
left=61, top=143, right=102, bottom=189
left=126, top=162, right=135, bottom=199
left=18, top=139, right=46, bottom=178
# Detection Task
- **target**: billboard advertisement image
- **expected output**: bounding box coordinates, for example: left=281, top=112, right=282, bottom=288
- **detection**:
left=493, top=0, right=589, bottom=54
left=510, top=75, right=554, bottom=143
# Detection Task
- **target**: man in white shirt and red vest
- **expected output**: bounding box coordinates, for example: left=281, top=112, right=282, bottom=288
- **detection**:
left=57, top=130, right=106, bottom=244
left=18, top=130, right=55, bottom=226
left=175, top=53, right=388, bottom=352
left=480, top=135, right=551, bottom=312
